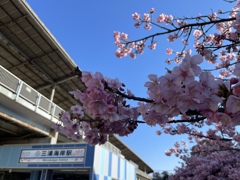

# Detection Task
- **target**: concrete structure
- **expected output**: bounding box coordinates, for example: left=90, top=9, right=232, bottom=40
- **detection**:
left=0, top=0, right=153, bottom=179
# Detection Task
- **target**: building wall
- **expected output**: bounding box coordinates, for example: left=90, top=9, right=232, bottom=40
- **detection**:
left=0, top=143, right=137, bottom=180
left=93, top=145, right=136, bottom=180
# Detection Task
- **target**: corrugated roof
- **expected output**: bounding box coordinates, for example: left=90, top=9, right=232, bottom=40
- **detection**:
left=0, top=0, right=85, bottom=111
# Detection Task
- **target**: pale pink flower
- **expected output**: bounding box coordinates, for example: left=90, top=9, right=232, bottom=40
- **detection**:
left=129, top=52, right=136, bottom=59
left=84, top=128, right=99, bottom=145
left=136, top=41, right=145, bottom=54
left=132, top=12, right=140, bottom=21
left=115, top=49, right=126, bottom=58
left=129, top=42, right=135, bottom=48
left=105, top=77, right=122, bottom=89
left=176, top=124, right=190, bottom=134
left=232, top=82, right=240, bottom=96
left=60, top=111, right=71, bottom=125
left=193, top=30, right=202, bottom=38
left=219, top=69, right=230, bottom=77
left=165, top=58, right=171, bottom=64
left=157, top=13, right=166, bottom=23
left=121, top=33, right=128, bottom=40
left=165, top=150, right=172, bottom=156
left=143, top=13, right=150, bottom=21
left=134, top=21, right=140, bottom=28
left=80, top=121, right=91, bottom=132
left=172, top=60, right=195, bottom=85
left=177, top=19, right=183, bottom=26
left=205, top=34, right=214, bottom=42
left=187, top=49, right=192, bottom=55
left=148, top=41, right=157, bottom=50
left=181, top=39, right=188, bottom=45
left=102, top=104, right=119, bottom=121
left=167, top=34, right=175, bottom=42
left=150, top=8, right=155, bottom=14
left=233, top=63, right=240, bottom=76
left=113, top=31, right=121, bottom=38
left=181, top=141, right=187, bottom=146
left=145, top=23, right=152, bottom=30
left=69, top=89, right=82, bottom=101
left=174, top=57, right=181, bottom=63
left=167, top=15, right=173, bottom=22
left=70, top=105, right=84, bottom=117
left=166, top=48, right=173, bottom=55
left=208, top=12, right=217, bottom=20
left=212, top=112, right=232, bottom=126
left=226, top=95, right=240, bottom=114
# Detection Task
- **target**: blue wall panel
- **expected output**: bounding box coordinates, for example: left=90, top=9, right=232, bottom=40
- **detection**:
left=118, top=156, right=120, bottom=179
left=0, top=145, right=30, bottom=168
left=108, top=152, right=112, bottom=176
left=93, top=145, right=137, bottom=180
left=100, top=147, right=105, bottom=175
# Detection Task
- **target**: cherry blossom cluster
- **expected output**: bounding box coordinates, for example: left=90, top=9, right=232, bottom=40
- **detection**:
left=55, top=53, right=240, bottom=148
left=54, top=0, right=240, bottom=177
left=169, top=140, right=240, bottom=179
left=114, top=1, right=240, bottom=71
left=54, top=71, right=139, bottom=145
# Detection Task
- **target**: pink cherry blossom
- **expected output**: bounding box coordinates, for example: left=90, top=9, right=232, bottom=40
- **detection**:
left=167, top=34, right=175, bottom=42
left=149, top=8, right=155, bottom=14
left=193, top=29, right=202, bottom=38
left=70, top=105, right=84, bottom=117
left=53, top=4, right=240, bottom=178
left=148, top=41, right=157, bottom=49
left=226, top=95, right=240, bottom=114
left=132, top=12, right=140, bottom=21
left=129, top=52, right=136, bottom=59
left=121, top=33, right=128, bottom=40
left=145, top=23, right=152, bottom=30
left=166, top=48, right=173, bottom=55
left=157, top=13, right=167, bottom=23
left=143, top=13, right=150, bottom=21
left=156, top=130, right=161, bottom=135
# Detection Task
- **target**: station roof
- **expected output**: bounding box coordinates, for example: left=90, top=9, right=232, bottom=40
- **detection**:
left=0, top=0, right=153, bottom=174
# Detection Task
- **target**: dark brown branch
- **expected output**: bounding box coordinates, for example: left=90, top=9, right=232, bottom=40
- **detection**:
left=126, top=17, right=236, bottom=45
left=189, top=133, right=232, bottom=141
left=115, top=88, right=154, bottom=103
left=203, top=60, right=240, bottom=71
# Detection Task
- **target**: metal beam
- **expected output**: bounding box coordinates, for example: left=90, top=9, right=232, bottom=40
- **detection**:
left=0, top=14, right=29, bottom=29
left=0, top=32, right=54, bottom=84
left=0, top=126, right=20, bottom=136
left=0, top=112, right=52, bottom=137
left=36, top=74, right=78, bottom=91
left=9, top=50, right=58, bottom=71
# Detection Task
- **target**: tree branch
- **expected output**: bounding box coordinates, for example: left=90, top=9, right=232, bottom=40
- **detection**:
left=126, top=18, right=236, bottom=45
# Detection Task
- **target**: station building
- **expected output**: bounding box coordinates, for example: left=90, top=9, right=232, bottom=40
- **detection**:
left=0, top=0, right=153, bottom=179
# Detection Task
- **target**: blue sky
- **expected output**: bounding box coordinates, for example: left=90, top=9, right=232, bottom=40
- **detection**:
left=26, top=0, right=235, bottom=172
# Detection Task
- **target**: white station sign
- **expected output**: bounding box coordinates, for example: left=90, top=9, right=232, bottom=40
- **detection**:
left=19, top=148, right=85, bottom=163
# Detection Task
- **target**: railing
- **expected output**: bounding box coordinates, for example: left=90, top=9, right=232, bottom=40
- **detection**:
left=0, top=65, right=63, bottom=123
left=103, top=141, right=121, bottom=155
left=136, top=169, right=152, bottom=180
